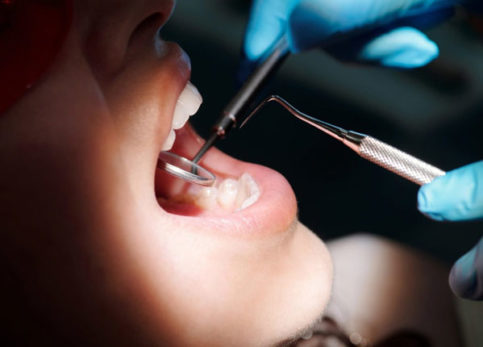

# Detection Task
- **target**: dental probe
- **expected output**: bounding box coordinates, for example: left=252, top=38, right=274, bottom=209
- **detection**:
left=191, top=36, right=290, bottom=164
left=242, top=96, right=446, bottom=186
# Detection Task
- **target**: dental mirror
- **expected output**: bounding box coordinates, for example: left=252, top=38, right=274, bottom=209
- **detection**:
left=157, top=151, right=216, bottom=187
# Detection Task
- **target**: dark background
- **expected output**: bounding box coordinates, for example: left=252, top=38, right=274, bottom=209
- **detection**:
left=164, top=1, right=482, bottom=264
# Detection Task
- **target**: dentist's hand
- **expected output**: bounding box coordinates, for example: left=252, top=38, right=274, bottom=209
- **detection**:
left=244, top=0, right=463, bottom=68
left=418, top=161, right=483, bottom=300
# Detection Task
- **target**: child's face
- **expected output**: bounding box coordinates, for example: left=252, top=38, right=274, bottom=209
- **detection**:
left=0, top=0, right=332, bottom=345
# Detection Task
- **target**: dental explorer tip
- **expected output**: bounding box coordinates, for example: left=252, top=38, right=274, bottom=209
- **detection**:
left=240, top=95, right=280, bottom=128
left=192, top=132, right=219, bottom=164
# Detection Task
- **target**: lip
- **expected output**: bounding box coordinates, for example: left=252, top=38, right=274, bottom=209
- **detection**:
left=155, top=123, right=298, bottom=238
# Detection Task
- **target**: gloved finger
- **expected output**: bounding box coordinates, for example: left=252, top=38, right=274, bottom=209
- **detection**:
left=288, top=0, right=453, bottom=52
left=356, top=27, right=439, bottom=68
left=243, top=0, right=299, bottom=61
left=418, top=161, right=483, bottom=221
left=449, top=238, right=483, bottom=300
left=323, top=26, right=439, bottom=68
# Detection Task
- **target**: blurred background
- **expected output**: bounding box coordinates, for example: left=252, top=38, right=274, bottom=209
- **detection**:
left=164, top=1, right=482, bottom=264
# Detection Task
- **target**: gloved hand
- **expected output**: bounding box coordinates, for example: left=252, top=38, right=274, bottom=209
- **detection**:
left=244, top=0, right=465, bottom=68
left=245, top=0, right=482, bottom=300
left=418, top=161, right=483, bottom=300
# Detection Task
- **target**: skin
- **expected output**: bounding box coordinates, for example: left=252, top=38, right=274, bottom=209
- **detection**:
left=0, top=1, right=332, bottom=346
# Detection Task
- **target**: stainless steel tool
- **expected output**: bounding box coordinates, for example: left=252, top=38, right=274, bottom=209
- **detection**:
left=157, top=151, right=215, bottom=186
left=242, top=95, right=446, bottom=185
left=191, top=36, right=290, bottom=163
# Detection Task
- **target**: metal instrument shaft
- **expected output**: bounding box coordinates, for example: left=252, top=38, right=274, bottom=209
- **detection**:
left=191, top=36, right=290, bottom=163
left=242, top=96, right=446, bottom=185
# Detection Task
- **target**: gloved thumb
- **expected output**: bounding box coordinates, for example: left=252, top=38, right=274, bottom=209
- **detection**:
left=299, top=25, right=439, bottom=68
left=356, top=27, right=439, bottom=68
left=449, top=238, right=483, bottom=300
left=418, top=161, right=483, bottom=221
left=243, top=0, right=299, bottom=61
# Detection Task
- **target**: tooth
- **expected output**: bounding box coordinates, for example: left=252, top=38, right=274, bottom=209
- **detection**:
left=172, top=104, right=190, bottom=130
left=172, top=81, right=203, bottom=130
left=194, top=186, right=219, bottom=210
left=161, top=129, right=176, bottom=151
left=238, top=173, right=260, bottom=210
left=235, top=177, right=250, bottom=208
left=179, top=81, right=203, bottom=114
left=162, top=82, right=202, bottom=152
left=217, top=178, right=239, bottom=210
left=177, top=174, right=260, bottom=213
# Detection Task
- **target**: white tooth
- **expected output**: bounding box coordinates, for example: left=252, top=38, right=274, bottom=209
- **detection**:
left=172, top=104, right=190, bottom=130
left=179, top=81, right=203, bottom=114
left=172, top=81, right=203, bottom=130
left=194, top=186, right=219, bottom=210
left=217, top=178, right=239, bottom=210
left=238, top=173, right=260, bottom=210
left=161, top=129, right=176, bottom=151
left=235, top=176, right=250, bottom=208
left=180, top=174, right=260, bottom=213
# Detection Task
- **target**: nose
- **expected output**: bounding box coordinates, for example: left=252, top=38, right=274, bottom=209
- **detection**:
left=82, top=0, right=175, bottom=78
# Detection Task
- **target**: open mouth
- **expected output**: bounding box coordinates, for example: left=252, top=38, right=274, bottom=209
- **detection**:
left=154, top=81, right=298, bottom=233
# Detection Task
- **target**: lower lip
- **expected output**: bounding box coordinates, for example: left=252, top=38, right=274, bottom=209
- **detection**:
left=155, top=124, right=298, bottom=236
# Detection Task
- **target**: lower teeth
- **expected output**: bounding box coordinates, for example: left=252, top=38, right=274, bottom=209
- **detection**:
left=188, top=173, right=260, bottom=212
left=237, top=173, right=260, bottom=210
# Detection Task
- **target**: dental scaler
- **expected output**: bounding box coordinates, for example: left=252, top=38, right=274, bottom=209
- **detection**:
left=242, top=96, right=445, bottom=186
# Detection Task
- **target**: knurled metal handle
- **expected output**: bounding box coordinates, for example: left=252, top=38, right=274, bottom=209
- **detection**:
left=359, top=136, right=445, bottom=185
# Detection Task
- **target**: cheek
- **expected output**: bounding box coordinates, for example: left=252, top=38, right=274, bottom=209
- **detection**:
left=103, top=53, right=185, bottom=150
left=104, top=73, right=174, bottom=154
left=98, top=60, right=187, bottom=195
left=0, top=0, right=72, bottom=114
left=0, top=36, right=127, bottom=227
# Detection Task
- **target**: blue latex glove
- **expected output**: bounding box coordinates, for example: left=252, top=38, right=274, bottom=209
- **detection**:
left=418, top=161, right=483, bottom=300
left=244, top=0, right=465, bottom=68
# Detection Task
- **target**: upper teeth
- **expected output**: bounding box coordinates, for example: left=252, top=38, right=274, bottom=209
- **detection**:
left=162, top=81, right=202, bottom=151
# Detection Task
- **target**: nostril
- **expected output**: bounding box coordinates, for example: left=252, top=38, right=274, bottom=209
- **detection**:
left=128, top=12, right=164, bottom=49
